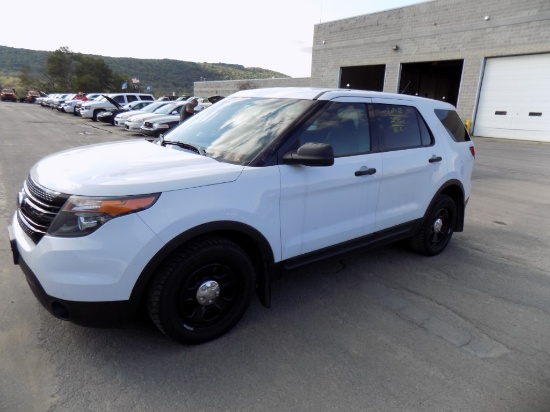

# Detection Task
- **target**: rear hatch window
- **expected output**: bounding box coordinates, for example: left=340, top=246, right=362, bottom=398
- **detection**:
left=435, top=109, right=471, bottom=142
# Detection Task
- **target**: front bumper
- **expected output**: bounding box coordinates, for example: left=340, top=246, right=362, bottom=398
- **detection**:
left=124, top=121, right=143, bottom=131
left=140, top=127, right=163, bottom=138
left=79, top=108, right=93, bottom=118
left=9, top=223, right=136, bottom=326
left=9, top=212, right=164, bottom=326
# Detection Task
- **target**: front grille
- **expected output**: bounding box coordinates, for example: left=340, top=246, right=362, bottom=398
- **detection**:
left=17, top=176, right=70, bottom=243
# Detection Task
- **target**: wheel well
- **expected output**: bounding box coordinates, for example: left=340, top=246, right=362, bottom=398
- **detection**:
left=438, top=183, right=465, bottom=232
left=132, top=225, right=275, bottom=318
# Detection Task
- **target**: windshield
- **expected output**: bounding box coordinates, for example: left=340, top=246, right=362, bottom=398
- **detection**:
left=140, top=102, right=170, bottom=113
left=163, top=96, right=314, bottom=165
left=154, top=103, right=178, bottom=114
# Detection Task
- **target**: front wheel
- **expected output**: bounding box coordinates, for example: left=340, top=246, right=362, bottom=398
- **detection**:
left=148, top=237, right=256, bottom=345
left=92, top=110, right=104, bottom=121
left=410, top=194, right=457, bottom=256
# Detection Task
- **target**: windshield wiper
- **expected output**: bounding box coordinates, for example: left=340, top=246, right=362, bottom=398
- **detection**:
left=162, top=140, right=206, bottom=156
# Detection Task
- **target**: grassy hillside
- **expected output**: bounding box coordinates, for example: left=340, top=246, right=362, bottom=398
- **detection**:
left=0, top=45, right=289, bottom=96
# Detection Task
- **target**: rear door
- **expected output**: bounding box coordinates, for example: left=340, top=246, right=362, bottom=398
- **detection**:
left=371, top=98, right=447, bottom=232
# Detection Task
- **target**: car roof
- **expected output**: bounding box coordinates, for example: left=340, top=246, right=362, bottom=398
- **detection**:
left=230, top=87, right=456, bottom=109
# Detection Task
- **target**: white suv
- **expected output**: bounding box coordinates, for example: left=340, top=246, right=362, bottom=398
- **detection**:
left=9, top=88, right=475, bottom=345
left=80, top=93, right=154, bottom=121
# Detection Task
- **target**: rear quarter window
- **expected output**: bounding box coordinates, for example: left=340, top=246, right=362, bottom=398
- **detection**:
left=435, top=109, right=471, bottom=142
left=374, top=104, right=433, bottom=151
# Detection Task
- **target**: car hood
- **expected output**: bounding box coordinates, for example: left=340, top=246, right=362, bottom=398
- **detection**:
left=143, top=114, right=179, bottom=124
left=31, top=140, right=243, bottom=196
left=127, top=112, right=171, bottom=122
left=115, top=111, right=136, bottom=120
left=102, top=94, right=124, bottom=110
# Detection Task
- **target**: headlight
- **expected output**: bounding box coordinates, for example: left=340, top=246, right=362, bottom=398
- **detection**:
left=153, top=123, right=170, bottom=130
left=48, top=194, right=160, bottom=237
left=82, top=105, right=90, bottom=110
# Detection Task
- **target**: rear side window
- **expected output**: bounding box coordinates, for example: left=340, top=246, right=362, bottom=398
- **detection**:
left=140, top=95, right=154, bottom=101
left=113, top=95, right=126, bottom=104
left=127, top=95, right=138, bottom=102
left=435, top=109, right=471, bottom=142
left=374, top=104, right=433, bottom=151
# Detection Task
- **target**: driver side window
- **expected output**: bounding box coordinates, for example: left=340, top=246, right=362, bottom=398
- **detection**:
left=297, top=102, right=371, bottom=157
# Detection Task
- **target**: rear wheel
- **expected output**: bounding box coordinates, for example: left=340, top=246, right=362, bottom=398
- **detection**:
left=410, top=194, right=457, bottom=256
left=148, top=237, right=256, bottom=345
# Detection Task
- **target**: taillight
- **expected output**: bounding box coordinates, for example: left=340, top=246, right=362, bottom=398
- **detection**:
left=469, top=146, right=476, bottom=158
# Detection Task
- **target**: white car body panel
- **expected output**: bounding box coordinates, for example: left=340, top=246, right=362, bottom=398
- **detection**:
left=280, top=153, right=382, bottom=259
left=114, top=101, right=172, bottom=126
left=124, top=106, right=182, bottom=131
left=31, top=140, right=243, bottom=196
left=11, top=212, right=163, bottom=301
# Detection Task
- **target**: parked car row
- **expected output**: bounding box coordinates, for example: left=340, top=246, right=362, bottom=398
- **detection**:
left=36, top=91, right=223, bottom=137
left=96, top=97, right=155, bottom=125
left=1, top=88, right=47, bottom=103
left=123, top=97, right=218, bottom=137
left=37, top=92, right=80, bottom=108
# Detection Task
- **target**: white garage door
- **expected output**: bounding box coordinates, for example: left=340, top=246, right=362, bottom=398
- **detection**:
left=474, top=54, right=550, bottom=142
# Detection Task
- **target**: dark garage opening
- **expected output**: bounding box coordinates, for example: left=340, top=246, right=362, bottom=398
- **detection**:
left=399, top=60, right=464, bottom=106
left=340, top=64, right=386, bottom=91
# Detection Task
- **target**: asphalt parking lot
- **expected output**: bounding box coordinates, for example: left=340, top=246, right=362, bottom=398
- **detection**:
left=1, top=101, right=550, bottom=412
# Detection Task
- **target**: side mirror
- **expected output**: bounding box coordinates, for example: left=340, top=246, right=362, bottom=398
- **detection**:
left=283, top=142, right=334, bottom=166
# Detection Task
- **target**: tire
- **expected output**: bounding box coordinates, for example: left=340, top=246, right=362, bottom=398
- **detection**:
left=410, top=194, right=457, bottom=256
left=92, top=110, right=103, bottom=121
left=148, top=237, right=256, bottom=345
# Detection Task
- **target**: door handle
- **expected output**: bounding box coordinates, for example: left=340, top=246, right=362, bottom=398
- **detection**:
left=429, top=156, right=442, bottom=163
left=355, top=167, right=376, bottom=176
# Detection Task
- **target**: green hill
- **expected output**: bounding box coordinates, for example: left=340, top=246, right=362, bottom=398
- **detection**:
left=0, top=45, right=289, bottom=96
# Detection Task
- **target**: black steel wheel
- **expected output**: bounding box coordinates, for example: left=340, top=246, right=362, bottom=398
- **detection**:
left=410, top=194, right=457, bottom=256
left=148, top=237, right=256, bottom=344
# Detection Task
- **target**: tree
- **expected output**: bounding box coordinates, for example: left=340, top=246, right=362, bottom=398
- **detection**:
left=73, top=54, right=115, bottom=92
left=46, top=46, right=74, bottom=90
left=72, top=74, right=102, bottom=93
left=18, top=65, right=33, bottom=88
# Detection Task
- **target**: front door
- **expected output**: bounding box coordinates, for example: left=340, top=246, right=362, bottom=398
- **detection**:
left=279, top=100, right=382, bottom=260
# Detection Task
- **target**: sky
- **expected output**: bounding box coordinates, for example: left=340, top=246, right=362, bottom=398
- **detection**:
left=1, top=0, right=426, bottom=78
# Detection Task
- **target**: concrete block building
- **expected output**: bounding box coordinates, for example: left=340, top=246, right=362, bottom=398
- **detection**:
left=311, top=0, right=550, bottom=141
